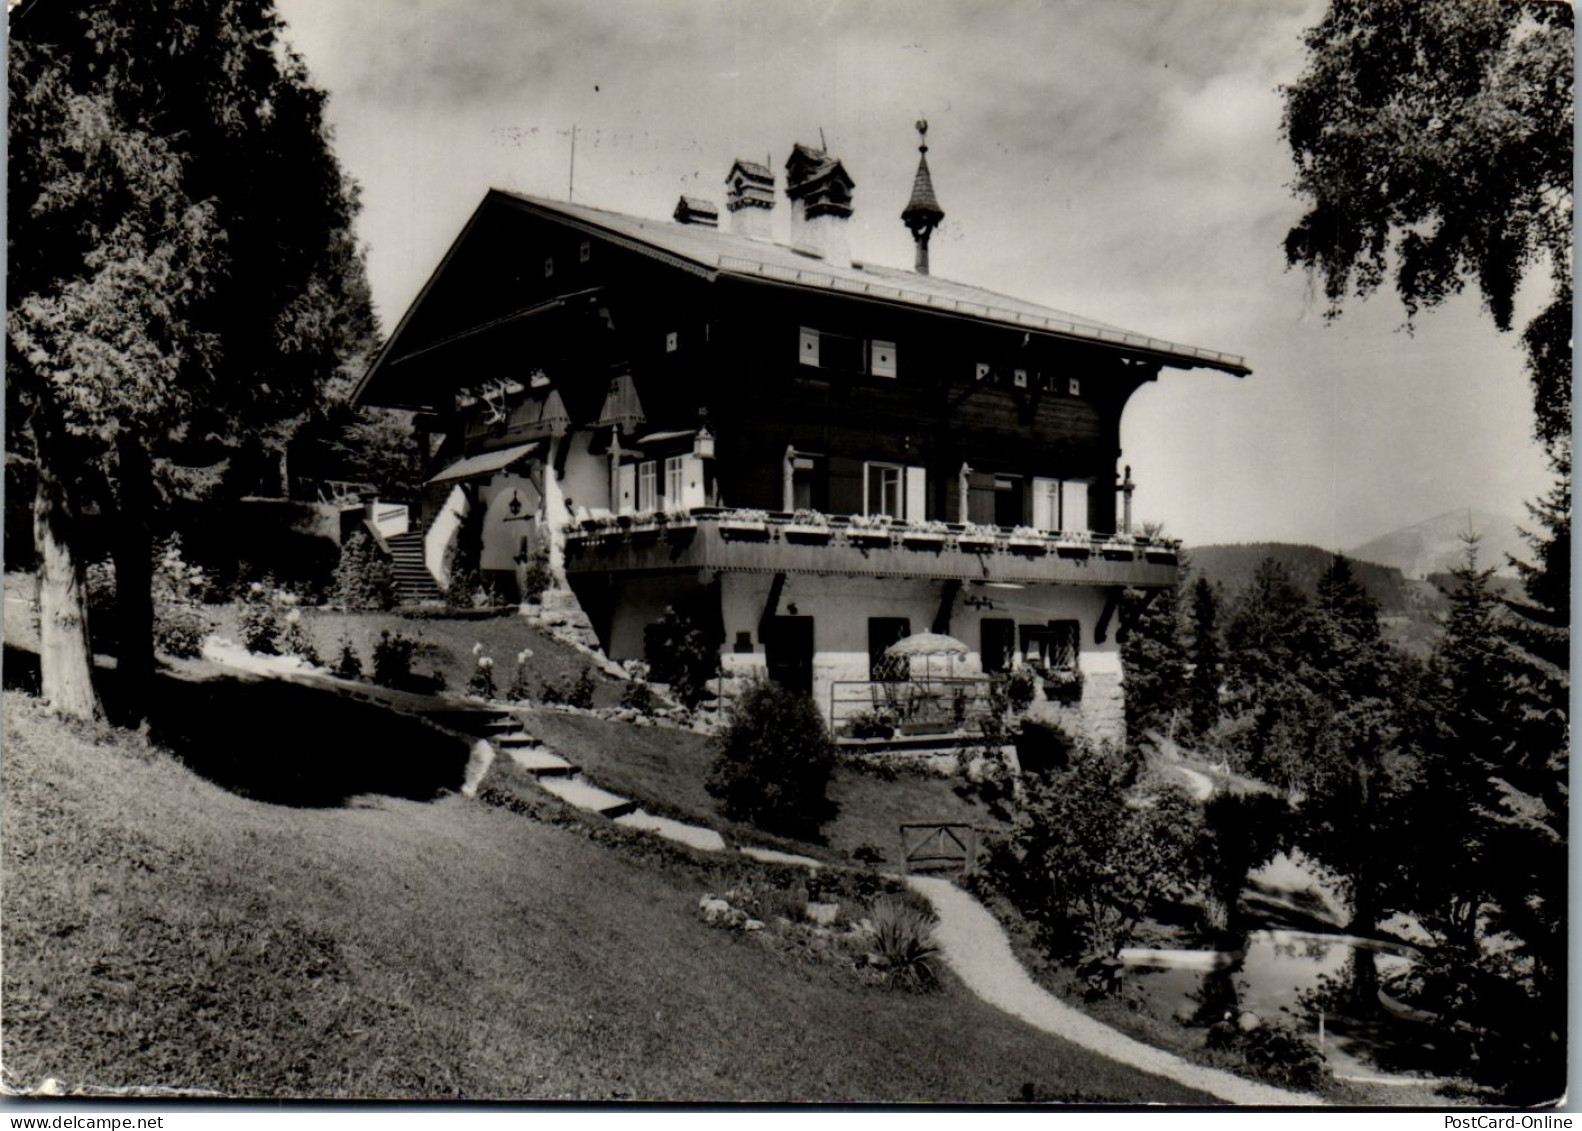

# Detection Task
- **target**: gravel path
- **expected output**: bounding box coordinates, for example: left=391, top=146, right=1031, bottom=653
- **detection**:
left=906, top=875, right=1324, bottom=1107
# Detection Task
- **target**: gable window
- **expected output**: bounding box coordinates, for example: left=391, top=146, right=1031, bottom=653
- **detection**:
left=637, top=460, right=658, bottom=512
left=664, top=456, right=685, bottom=502
left=1068, top=377, right=1081, bottom=396
left=975, top=362, right=991, bottom=381
left=579, top=240, right=592, bottom=264
left=665, top=331, right=678, bottom=353
left=798, top=327, right=878, bottom=376
left=1013, top=368, right=1029, bottom=388
left=544, top=257, right=555, bottom=279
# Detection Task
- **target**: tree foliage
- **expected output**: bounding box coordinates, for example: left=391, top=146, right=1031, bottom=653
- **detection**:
left=1282, top=0, right=1573, bottom=458
left=8, top=0, right=376, bottom=718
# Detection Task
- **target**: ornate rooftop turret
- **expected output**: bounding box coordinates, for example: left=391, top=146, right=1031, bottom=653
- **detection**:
left=901, top=119, right=945, bottom=276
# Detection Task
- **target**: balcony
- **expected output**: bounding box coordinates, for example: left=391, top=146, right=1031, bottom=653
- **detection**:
left=561, top=508, right=1179, bottom=587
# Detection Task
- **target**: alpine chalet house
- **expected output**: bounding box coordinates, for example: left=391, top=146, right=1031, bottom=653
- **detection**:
left=354, top=124, right=1249, bottom=741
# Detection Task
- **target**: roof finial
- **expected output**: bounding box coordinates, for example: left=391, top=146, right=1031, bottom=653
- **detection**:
left=902, top=119, right=944, bottom=275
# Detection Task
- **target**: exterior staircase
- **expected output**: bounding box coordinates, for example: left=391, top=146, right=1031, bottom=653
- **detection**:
left=386, top=530, right=443, bottom=604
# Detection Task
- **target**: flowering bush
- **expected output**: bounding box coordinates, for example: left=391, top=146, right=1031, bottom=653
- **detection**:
left=847, top=512, right=894, bottom=530
left=788, top=509, right=830, bottom=527
left=467, top=648, right=498, bottom=699
left=154, top=604, right=209, bottom=659
left=371, top=630, right=418, bottom=688
left=540, top=668, right=595, bottom=709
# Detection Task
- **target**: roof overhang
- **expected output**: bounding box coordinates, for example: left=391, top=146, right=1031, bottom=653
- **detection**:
left=426, top=441, right=543, bottom=486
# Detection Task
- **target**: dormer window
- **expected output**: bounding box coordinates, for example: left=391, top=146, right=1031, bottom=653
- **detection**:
left=544, top=257, right=555, bottom=279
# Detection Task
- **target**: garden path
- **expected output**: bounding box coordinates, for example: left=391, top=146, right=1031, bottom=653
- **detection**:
left=906, top=876, right=1324, bottom=1107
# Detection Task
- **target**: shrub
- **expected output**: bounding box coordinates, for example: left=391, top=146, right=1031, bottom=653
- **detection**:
left=332, top=530, right=396, bottom=610
left=371, top=630, right=418, bottom=689
left=238, top=583, right=283, bottom=655
left=865, top=897, right=939, bottom=992
left=279, top=611, right=320, bottom=666
left=540, top=668, right=595, bottom=709
left=153, top=604, right=209, bottom=659
left=331, top=635, right=364, bottom=680
left=705, top=679, right=837, bottom=840
left=643, top=603, right=719, bottom=709
left=506, top=648, right=535, bottom=701
left=620, top=677, right=656, bottom=715
left=445, top=566, right=485, bottom=610
left=1206, top=1020, right=1329, bottom=1092
left=1001, top=668, right=1038, bottom=713
left=519, top=548, right=553, bottom=603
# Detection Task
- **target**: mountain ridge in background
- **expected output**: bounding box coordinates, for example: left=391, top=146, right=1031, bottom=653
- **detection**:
left=1345, top=507, right=1525, bottom=579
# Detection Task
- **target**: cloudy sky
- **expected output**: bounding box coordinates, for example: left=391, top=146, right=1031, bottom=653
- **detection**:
left=275, top=0, right=1555, bottom=550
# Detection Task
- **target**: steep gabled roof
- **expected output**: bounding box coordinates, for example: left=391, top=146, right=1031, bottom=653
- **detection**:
left=488, top=191, right=1250, bottom=377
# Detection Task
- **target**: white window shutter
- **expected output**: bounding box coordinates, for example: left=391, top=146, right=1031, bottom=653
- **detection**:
left=681, top=455, right=706, bottom=508
left=799, top=327, right=820, bottom=367
left=1061, top=479, right=1088, bottom=533
left=904, top=466, right=927, bottom=523
left=1033, top=477, right=1058, bottom=531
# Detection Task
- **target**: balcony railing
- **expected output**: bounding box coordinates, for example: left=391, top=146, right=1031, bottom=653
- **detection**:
left=561, top=507, right=1180, bottom=586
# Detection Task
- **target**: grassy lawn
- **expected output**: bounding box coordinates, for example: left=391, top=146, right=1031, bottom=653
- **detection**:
left=1, top=691, right=1212, bottom=1103
left=524, top=710, right=997, bottom=866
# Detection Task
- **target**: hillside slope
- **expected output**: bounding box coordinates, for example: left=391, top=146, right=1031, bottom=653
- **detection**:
left=1187, top=542, right=1439, bottom=618
left=0, top=692, right=1209, bottom=1103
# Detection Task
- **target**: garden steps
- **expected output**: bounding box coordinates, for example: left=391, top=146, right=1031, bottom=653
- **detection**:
left=386, top=531, right=443, bottom=604
left=612, top=810, right=727, bottom=853
left=504, top=745, right=577, bottom=777
left=537, top=775, right=639, bottom=819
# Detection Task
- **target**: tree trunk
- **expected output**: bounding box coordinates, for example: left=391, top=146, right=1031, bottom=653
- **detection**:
left=32, top=423, right=101, bottom=721
left=111, top=433, right=155, bottom=724
left=1346, top=871, right=1380, bottom=1009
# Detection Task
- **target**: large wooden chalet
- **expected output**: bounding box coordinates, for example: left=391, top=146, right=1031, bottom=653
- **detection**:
left=354, top=127, right=1249, bottom=739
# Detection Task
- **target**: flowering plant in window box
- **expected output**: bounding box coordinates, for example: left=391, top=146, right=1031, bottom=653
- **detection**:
left=718, top=507, right=770, bottom=538
left=1053, top=533, right=1092, bottom=559
left=956, top=522, right=999, bottom=550
left=662, top=504, right=697, bottom=528
left=1007, top=525, right=1048, bottom=552
left=846, top=512, right=896, bottom=545
left=783, top=509, right=833, bottom=544
left=1097, top=538, right=1136, bottom=561
left=900, top=518, right=951, bottom=546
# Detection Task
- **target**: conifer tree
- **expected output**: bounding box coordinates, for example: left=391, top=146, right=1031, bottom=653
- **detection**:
left=1185, top=576, right=1223, bottom=740
left=8, top=0, right=376, bottom=718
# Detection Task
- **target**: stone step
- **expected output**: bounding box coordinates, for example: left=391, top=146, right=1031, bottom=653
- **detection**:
left=740, top=845, right=823, bottom=869
left=613, top=810, right=727, bottom=853
left=538, top=776, right=637, bottom=818
left=505, top=746, right=576, bottom=776
left=491, top=732, right=539, bottom=746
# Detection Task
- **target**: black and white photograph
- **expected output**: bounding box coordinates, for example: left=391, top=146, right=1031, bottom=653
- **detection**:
left=2, top=0, right=1571, bottom=1110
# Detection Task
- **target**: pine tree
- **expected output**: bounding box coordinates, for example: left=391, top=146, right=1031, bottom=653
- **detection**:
left=1119, top=581, right=1189, bottom=743
left=1185, top=576, right=1223, bottom=740
left=8, top=0, right=376, bottom=719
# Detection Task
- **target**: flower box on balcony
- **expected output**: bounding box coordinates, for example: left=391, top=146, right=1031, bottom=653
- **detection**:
left=719, top=519, right=769, bottom=540
left=1099, top=542, right=1136, bottom=561
left=784, top=523, right=833, bottom=544
left=1054, top=540, right=1092, bottom=560
left=956, top=525, right=999, bottom=552
left=1006, top=530, right=1047, bottom=553
left=847, top=528, right=894, bottom=547
left=901, top=529, right=948, bottom=548
left=1144, top=548, right=1178, bottom=565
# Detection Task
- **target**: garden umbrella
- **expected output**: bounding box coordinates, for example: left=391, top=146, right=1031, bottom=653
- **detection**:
left=884, top=632, right=969, bottom=682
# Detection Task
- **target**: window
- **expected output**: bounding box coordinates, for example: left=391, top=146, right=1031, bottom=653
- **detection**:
left=544, top=257, right=555, bottom=279
left=1068, top=377, right=1081, bottom=396
left=981, top=619, right=1016, bottom=674
left=1021, top=620, right=1080, bottom=672
left=665, top=331, right=678, bottom=353
left=664, top=456, right=685, bottom=502
left=869, top=618, right=912, bottom=681
left=865, top=463, right=903, bottom=518
left=994, top=474, right=1024, bottom=528
left=871, top=341, right=897, bottom=378
left=1013, top=368, right=1028, bottom=388
left=579, top=240, right=592, bottom=264
left=637, top=461, right=658, bottom=512
left=975, top=362, right=991, bottom=381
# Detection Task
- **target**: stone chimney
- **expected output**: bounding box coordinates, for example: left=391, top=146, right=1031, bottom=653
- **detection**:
left=725, top=159, right=775, bottom=240
left=901, top=120, right=945, bottom=275
left=673, top=195, right=719, bottom=227
left=784, top=142, right=854, bottom=264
